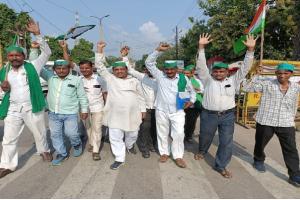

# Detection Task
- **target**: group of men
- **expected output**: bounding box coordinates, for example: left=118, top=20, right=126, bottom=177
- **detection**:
left=0, top=19, right=299, bottom=188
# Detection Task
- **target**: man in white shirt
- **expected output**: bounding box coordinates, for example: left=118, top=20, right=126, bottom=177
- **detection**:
left=0, top=19, right=52, bottom=178
left=121, top=46, right=158, bottom=158
left=95, top=41, right=146, bottom=170
left=194, top=33, right=257, bottom=178
left=79, top=60, right=107, bottom=161
left=145, top=43, right=196, bottom=168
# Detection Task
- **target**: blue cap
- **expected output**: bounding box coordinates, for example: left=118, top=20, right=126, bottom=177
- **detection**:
left=276, top=63, right=295, bottom=72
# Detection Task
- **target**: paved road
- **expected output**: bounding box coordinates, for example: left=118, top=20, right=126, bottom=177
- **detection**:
left=0, top=116, right=299, bottom=198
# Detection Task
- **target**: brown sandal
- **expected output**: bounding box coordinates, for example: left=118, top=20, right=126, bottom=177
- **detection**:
left=218, top=169, right=232, bottom=179
left=92, top=153, right=101, bottom=161
left=194, top=153, right=204, bottom=160
left=159, top=154, right=169, bottom=163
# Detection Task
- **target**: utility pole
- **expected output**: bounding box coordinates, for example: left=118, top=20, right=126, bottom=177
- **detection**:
left=90, top=15, right=110, bottom=41
left=74, top=11, right=80, bottom=45
left=175, top=26, right=178, bottom=60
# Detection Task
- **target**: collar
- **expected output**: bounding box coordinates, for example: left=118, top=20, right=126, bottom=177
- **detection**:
left=53, top=72, right=73, bottom=80
left=163, top=73, right=179, bottom=80
left=81, top=73, right=97, bottom=80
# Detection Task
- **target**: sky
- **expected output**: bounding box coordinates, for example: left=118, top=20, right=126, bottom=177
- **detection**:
left=0, top=0, right=205, bottom=59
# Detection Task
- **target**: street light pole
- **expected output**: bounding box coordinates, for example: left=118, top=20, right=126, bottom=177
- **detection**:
left=90, top=15, right=110, bottom=41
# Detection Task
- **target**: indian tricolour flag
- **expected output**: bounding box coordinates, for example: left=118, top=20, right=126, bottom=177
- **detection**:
left=233, top=0, right=266, bottom=55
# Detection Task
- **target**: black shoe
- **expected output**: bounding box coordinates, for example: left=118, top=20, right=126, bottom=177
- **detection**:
left=288, top=175, right=300, bottom=187
left=184, top=137, right=193, bottom=144
left=142, top=151, right=150, bottom=158
left=128, top=146, right=137, bottom=154
left=110, top=161, right=124, bottom=170
left=149, top=146, right=156, bottom=152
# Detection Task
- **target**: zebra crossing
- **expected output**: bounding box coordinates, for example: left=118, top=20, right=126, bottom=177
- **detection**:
left=0, top=124, right=299, bottom=199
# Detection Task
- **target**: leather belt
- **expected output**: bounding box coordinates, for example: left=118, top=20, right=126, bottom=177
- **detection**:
left=202, top=107, right=235, bottom=115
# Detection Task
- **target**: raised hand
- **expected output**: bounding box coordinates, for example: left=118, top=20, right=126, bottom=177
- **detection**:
left=26, top=19, right=40, bottom=36
left=243, top=34, right=258, bottom=52
left=198, top=33, right=212, bottom=49
left=120, top=46, right=130, bottom=57
left=97, top=41, right=106, bottom=53
left=31, top=41, right=40, bottom=49
left=156, top=42, right=170, bottom=52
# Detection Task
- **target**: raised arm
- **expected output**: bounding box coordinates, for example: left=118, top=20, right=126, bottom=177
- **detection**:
left=242, top=75, right=264, bottom=93
left=195, top=33, right=213, bottom=84
left=28, top=41, right=39, bottom=61
left=120, top=46, right=145, bottom=81
left=233, top=34, right=257, bottom=86
left=58, top=40, right=76, bottom=69
left=145, top=43, right=171, bottom=79
left=94, top=41, right=113, bottom=81
left=27, top=19, right=51, bottom=74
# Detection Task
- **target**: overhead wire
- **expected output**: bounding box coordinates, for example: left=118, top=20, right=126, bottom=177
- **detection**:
left=20, top=0, right=64, bottom=32
left=14, top=0, right=23, bottom=11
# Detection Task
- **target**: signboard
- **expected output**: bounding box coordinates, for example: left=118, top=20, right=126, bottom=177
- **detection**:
left=246, top=93, right=261, bottom=107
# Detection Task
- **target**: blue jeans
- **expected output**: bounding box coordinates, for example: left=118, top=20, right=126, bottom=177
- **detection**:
left=48, top=112, right=82, bottom=156
left=198, top=109, right=235, bottom=171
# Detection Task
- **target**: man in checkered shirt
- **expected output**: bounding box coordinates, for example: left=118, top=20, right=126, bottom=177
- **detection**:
left=243, top=63, right=300, bottom=187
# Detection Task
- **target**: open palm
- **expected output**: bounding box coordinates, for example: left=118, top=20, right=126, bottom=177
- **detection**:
left=199, top=33, right=212, bottom=48
left=243, top=34, right=258, bottom=51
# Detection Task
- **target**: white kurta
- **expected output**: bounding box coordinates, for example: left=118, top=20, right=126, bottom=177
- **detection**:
left=95, top=53, right=146, bottom=132
left=0, top=35, right=51, bottom=171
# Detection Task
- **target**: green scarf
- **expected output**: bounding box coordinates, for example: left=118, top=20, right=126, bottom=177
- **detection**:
left=178, top=73, right=187, bottom=92
left=0, top=62, right=46, bottom=119
left=190, top=77, right=203, bottom=108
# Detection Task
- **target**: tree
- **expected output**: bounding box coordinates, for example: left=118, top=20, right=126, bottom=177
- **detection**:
left=0, top=3, right=31, bottom=63
left=197, top=0, right=299, bottom=60
left=180, top=19, right=210, bottom=64
left=106, top=55, right=119, bottom=66
left=45, top=36, right=63, bottom=61
left=71, top=38, right=94, bottom=63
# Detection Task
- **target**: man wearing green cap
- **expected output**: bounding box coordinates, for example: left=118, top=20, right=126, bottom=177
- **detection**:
left=41, top=59, right=89, bottom=166
left=95, top=41, right=146, bottom=170
left=0, top=19, right=52, bottom=179
left=121, top=46, right=158, bottom=159
left=194, top=33, right=257, bottom=178
left=243, top=62, right=300, bottom=187
left=183, top=64, right=204, bottom=144
left=145, top=43, right=196, bottom=168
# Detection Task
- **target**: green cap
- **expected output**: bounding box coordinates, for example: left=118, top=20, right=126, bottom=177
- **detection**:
left=184, top=64, right=195, bottom=72
left=212, top=62, right=229, bottom=69
left=55, top=34, right=65, bottom=40
left=112, top=61, right=127, bottom=68
left=54, top=59, right=69, bottom=67
left=276, top=63, right=295, bottom=72
left=164, top=61, right=177, bottom=68
left=5, top=45, right=24, bottom=54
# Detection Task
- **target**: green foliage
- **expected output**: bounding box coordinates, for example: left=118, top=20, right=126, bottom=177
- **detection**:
left=0, top=3, right=31, bottom=60
left=71, top=38, right=94, bottom=64
left=135, top=54, right=148, bottom=71
left=46, top=36, right=63, bottom=61
left=180, top=19, right=210, bottom=64
left=197, top=0, right=299, bottom=60
left=106, top=55, right=119, bottom=66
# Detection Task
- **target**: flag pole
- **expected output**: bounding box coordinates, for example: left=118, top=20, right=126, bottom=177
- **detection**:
left=0, top=43, right=3, bottom=68
left=259, top=25, right=265, bottom=66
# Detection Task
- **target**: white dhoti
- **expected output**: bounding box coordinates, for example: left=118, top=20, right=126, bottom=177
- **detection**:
left=84, top=111, right=103, bottom=153
left=0, top=109, right=49, bottom=171
left=155, top=110, right=185, bottom=159
left=109, top=128, right=138, bottom=162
